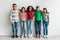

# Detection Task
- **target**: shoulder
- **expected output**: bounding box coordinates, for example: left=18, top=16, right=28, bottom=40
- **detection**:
left=39, top=10, right=43, bottom=12
left=16, top=9, right=19, bottom=11
left=10, top=9, right=13, bottom=12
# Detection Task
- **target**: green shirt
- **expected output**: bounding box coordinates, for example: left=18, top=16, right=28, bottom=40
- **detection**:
left=34, top=10, right=42, bottom=20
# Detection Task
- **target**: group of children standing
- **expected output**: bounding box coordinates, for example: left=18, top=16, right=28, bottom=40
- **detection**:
left=10, top=4, right=49, bottom=38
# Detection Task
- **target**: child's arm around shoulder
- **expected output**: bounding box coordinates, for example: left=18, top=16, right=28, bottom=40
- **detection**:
left=33, top=10, right=36, bottom=17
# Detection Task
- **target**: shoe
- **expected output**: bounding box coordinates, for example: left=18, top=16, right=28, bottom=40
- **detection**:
left=38, top=35, right=40, bottom=38
left=22, top=35, right=24, bottom=38
left=28, top=34, right=30, bottom=38
left=24, top=35, right=27, bottom=38
left=16, top=35, right=18, bottom=38
left=30, top=34, right=33, bottom=38
left=12, top=36, right=14, bottom=38
left=37, top=35, right=40, bottom=38
left=35, top=35, right=38, bottom=38
left=43, top=35, right=48, bottom=38
left=46, top=35, right=48, bottom=38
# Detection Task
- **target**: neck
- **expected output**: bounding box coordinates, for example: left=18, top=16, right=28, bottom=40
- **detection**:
left=13, top=9, right=17, bottom=10
left=22, top=11, right=25, bottom=13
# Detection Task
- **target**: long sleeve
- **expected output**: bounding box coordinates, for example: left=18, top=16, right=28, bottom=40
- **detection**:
left=10, top=10, right=13, bottom=23
left=47, top=13, right=49, bottom=24
left=33, top=11, right=35, bottom=17
left=41, top=11, right=43, bottom=20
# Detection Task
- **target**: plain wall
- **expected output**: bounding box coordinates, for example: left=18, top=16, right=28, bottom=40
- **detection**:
left=0, top=0, right=60, bottom=36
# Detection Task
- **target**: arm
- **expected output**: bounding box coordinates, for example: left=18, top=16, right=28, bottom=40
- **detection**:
left=33, top=11, right=36, bottom=17
left=47, top=13, right=49, bottom=25
left=10, top=10, right=13, bottom=23
left=41, top=10, right=43, bottom=21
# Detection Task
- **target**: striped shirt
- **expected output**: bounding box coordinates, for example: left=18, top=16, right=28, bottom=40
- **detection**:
left=10, top=9, right=19, bottom=23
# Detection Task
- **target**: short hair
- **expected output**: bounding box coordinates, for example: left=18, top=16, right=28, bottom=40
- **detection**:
left=12, top=3, right=17, bottom=7
left=36, top=6, right=40, bottom=8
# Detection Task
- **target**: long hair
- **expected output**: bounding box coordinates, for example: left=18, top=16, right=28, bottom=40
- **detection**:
left=20, top=7, right=26, bottom=12
left=27, top=6, right=34, bottom=12
left=43, top=8, right=48, bottom=13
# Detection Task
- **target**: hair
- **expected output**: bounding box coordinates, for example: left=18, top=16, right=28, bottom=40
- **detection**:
left=43, top=8, right=48, bottom=13
left=12, top=3, right=17, bottom=7
left=36, top=6, right=40, bottom=8
left=27, top=6, right=34, bottom=12
left=21, top=7, right=26, bottom=12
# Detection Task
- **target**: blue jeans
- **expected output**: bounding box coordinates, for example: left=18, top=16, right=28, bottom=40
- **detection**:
left=35, top=20, right=41, bottom=35
left=43, top=21, right=48, bottom=35
left=20, top=21, right=27, bottom=36
left=27, top=20, right=32, bottom=34
left=12, top=22, right=18, bottom=36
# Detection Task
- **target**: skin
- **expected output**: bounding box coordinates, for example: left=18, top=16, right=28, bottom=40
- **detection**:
left=22, top=8, right=25, bottom=13
left=13, top=5, right=17, bottom=10
left=43, top=10, right=47, bottom=13
left=29, top=7, right=32, bottom=11
left=36, top=7, right=40, bottom=11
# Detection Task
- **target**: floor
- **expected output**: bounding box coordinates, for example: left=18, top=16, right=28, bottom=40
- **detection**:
left=0, top=36, right=60, bottom=40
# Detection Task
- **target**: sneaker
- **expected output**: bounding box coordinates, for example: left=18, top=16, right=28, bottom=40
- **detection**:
left=37, top=35, right=40, bottom=38
left=24, top=35, right=27, bottom=38
left=28, top=34, right=30, bottom=38
left=30, top=34, right=33, bottom=38
left=43, top=35, right=48, bottom=38
left=35, top=35, right=38, bottom=38
left=22, top=35, right=24, bottom=38
left=46, top=35, right=48, bottom=38
left=38, top=35, right=40, bottom=38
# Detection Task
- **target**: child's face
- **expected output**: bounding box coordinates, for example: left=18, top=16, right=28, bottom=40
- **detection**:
left=13, top=5, right=17, bottom=10
left=22, top=8, right=25, bottom=12
left=36, top=7, right=40, bottom=11
left=43, top=10, right=46, bottom=13
left=29, top=7, right=32, bottom=11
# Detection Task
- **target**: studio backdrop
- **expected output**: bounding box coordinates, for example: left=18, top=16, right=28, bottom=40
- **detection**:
left=0, top=0, right=60, bottom=36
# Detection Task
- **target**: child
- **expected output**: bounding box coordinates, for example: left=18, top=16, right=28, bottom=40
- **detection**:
left=42, top=8, right=49, bottom=38
left=27, top=6, right=34, bottom=38
left=10, top=4, right=19, bottom=38
left=34, top=6, right=42, bottom=38
left=20, top=7, right=27, bottom=38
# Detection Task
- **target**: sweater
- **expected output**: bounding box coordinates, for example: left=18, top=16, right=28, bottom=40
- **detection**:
left=42, top=12, right=49, bottom=22
left=27, top=11, right=34, bottom=20
left=34, top=10, right=42, bottom=21
left=20, top=12, right=27, bottom=21
left=10, top=9, right=19, bottom=23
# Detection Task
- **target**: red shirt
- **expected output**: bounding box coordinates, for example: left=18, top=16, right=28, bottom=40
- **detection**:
left=27, top=11, right=34, bottom=20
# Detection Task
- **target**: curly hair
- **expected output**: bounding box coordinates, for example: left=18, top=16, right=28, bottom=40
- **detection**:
left=27, top=6, right=34, bottom=12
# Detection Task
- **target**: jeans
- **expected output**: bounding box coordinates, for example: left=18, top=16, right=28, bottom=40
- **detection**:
left=43, top=21, right=48, bottom=35
left=35, top=20, right=41, bottom=35
left=20, top=21, right=27, bottom=36
left=12, top=22, right=18, bottom=36
left=27, top=20, right=32, bottom=34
